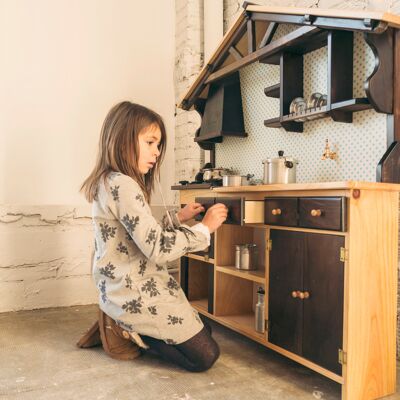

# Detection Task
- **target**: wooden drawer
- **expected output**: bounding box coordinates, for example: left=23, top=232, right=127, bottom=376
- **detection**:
left=195, top=197, right=264, bottom=225
left=299, top=197, right=346, bottom=231
left=217, top=197, right=264, bottom=225
left=243, top=200, right=264, bottom=224
left=264, top=197, right=298, bottom=227
left=194, top=197, right=215, bottom=222
left=217, top=197, right=243, bottom=225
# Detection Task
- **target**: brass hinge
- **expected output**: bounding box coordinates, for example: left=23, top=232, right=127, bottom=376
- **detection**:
left=340, top=247, right=348, bottom=262
left=267, top=239, right=272, bottom=251
left=338, top=349, right=347, bottom=365
left=265, top=320, right=270, bottom=332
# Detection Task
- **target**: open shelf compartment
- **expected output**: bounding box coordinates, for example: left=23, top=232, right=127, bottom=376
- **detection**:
left=181, top=258, right=214, bottom=314
left=214, top=271, right=266, bottom=342
left=215, top=224, right=267, bottom=282
left=259, top=26, right=329, bottom=65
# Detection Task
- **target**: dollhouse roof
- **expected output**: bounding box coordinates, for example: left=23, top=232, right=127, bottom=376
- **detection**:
left=178, top=3, right=400, bottom=111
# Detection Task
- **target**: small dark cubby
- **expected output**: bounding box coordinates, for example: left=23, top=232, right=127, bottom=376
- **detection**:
left=180, top=257, right=214, bottom=314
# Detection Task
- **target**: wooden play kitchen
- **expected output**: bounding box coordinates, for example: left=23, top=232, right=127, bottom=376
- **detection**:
left=175, top=5, right=400, bottom=400
left=176, top=183, right=398, bottom=399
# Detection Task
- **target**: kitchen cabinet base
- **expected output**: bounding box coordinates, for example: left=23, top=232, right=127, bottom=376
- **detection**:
left=191, top=303, right=343, bottom=384
left=178, top=183, right=399, bottom=400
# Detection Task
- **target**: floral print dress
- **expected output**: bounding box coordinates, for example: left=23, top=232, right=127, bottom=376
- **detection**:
left=92, top=172, right=209, bottom=345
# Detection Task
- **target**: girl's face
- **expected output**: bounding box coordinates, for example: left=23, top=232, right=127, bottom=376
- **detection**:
left=138, top=124, right=162, bottom=174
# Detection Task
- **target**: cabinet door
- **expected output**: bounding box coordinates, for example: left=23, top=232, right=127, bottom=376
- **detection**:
left=302, top=233, right=344, bottom=375
left=268, top=229, right=304, bottom=355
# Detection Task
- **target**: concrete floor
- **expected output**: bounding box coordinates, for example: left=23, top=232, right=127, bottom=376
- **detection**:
left=0, top=305, right=399, bottom=400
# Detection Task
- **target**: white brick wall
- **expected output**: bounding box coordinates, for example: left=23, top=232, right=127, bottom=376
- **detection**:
left=174, top=0, right=205, bottom=202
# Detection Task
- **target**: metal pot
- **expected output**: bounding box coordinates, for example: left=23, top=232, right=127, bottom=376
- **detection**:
left=202, top=167, right=231, bottom=182
left=222, top=174, right=254, bottom=187
left=262, top=151, right=298, bottom=184
left=235, top=244, right=258, bottom=270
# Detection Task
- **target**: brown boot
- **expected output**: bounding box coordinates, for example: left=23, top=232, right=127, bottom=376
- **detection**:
left=98, top=309, right=142, bottom=360
left=76, top=320, right=102, bottom=348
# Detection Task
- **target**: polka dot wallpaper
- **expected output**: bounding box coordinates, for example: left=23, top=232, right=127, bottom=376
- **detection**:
left=215, top=26, right=387, bottom=183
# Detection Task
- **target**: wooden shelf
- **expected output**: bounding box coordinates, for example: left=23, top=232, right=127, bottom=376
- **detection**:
left=190, top=305, right=267, bottom=345
left=260, top=28, right=328, bottom=65
left=206, top=26, right=323, bottom=84
left=281, top=105, right=329, bottom=123
left=217, top=313, right=266, bottom=343
left=264, top=83, right=280, bottom=98
left=264, top=98, right=372, bottom=129
left=190, top=298, right=208, bottom=312
left=216, top=265, right=265, bottom=284
left=185, top=253, right=215, bottom=264
left=263, top=116, right=281, bottom=128
left=331, top=97, right=372, bottom=112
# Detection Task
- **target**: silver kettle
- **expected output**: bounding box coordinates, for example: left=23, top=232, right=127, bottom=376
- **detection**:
left=262, top=151, right=298, bottom=184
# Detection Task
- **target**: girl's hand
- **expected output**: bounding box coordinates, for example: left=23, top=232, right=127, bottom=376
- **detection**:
left=177, top=203, right=205, bottom=223
left=202, top=203, right=228, bottom=233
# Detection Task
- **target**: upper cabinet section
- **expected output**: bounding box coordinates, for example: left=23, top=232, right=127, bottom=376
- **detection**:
left=178, top=4, right=400, bottom=140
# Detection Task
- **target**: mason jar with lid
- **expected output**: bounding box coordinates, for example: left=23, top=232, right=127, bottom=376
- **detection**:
left=235, top=244, right=258, bottom=270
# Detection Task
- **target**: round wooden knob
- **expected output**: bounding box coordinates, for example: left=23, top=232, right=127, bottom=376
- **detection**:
left=298, top=291, right=305, bottom=299
left=272, top=208, right=282, bottom=216
left=311, top=209, right=322, bottom=217
left=291, top=291, right=298, bottom=298
left=303, top=291, right=310, bottom=299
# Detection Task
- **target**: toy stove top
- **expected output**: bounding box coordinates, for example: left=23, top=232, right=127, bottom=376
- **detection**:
left=171, top=179, right=223, bottom=190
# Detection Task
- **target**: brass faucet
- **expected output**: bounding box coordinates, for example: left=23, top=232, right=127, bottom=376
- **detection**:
left=321, top=139, right=337, bottom=160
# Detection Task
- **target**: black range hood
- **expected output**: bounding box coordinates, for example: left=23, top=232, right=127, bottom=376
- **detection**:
left=195, top=72, right=247, bottom=144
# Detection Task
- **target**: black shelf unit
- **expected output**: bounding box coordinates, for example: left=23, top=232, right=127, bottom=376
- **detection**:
left=264, top=98, right=372, bottom=128
left=262, top=29, right=367, bottom=132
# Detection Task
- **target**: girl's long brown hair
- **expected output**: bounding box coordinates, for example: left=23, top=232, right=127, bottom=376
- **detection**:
left=80, top=101, right=167, bottom=203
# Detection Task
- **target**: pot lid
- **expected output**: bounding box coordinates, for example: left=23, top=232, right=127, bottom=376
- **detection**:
left=262, top=150, right=299, bottom=164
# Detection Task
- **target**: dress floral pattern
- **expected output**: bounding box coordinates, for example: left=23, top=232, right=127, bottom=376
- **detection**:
left=92, top=172, right=207, bottom=345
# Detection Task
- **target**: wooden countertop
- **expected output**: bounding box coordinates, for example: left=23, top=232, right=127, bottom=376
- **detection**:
left=212, top=181, right=400, bottom=192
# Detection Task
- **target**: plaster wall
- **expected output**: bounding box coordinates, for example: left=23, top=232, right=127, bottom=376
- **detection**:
left=0, top=0, right=175, bottom=312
